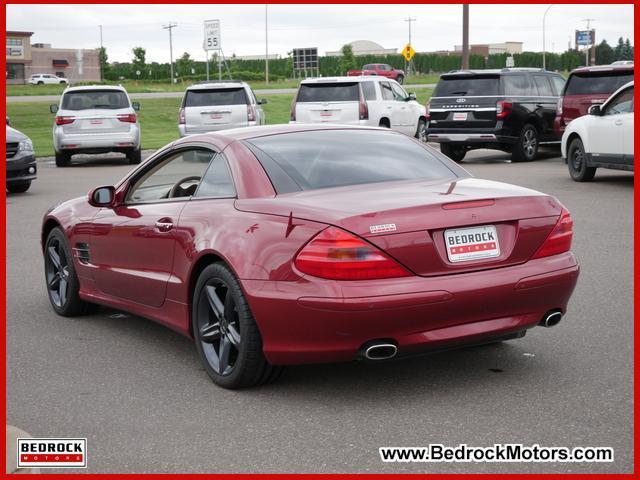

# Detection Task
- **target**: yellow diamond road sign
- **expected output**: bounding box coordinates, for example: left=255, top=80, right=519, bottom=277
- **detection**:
left=403, top=44, right=416, bottom=61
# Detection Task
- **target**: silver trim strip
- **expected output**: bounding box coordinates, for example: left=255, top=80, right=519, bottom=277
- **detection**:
left=430, top=107, right=497, bottom=112
left=428, top=133, right=497, bottom=142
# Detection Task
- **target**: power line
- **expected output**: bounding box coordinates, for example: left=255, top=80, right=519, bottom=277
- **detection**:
left=162, top=22, right=177, bottom=82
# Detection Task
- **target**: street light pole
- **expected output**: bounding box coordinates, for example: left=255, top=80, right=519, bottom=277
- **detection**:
left=163, top=23, right=177, bottom=83
left=265, top=4, right=269, bottom=84
left=542, top=4, right=554, bottom=70
left=99, top=24, right=103, bottom=81
left=462, top=4, right=469, bottom=70
left=404, top=17, right=416, bottom=76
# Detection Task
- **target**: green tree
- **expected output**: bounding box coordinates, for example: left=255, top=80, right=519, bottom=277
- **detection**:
left=622, top=38, right=634, bottom=60
left=613, top=37, right=625, bottom=60
left=131, top=47, right=146, bottom=77
left=98, top=47, right=109, bottom=80
left=595, top=40, right=614, bottom=65
left=176, top=52, right=195, bottom=76
left=339, top=44, right=358, bottom=74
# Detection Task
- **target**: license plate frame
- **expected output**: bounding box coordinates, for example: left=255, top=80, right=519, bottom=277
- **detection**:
left=452, top=112, right=468, bottom=121
left=444, top=225, right=500, bottom=263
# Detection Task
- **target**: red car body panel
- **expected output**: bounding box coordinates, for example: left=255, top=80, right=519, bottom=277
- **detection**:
left=347, top=64, right=404, bottom=80
left=42, top=125, right=579, bottom=365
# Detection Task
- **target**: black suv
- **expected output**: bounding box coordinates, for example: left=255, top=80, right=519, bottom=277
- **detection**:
left=426, top=68, right=566, bottom=162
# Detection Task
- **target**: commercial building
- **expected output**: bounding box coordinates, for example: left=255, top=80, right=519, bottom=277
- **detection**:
left=326, top=40, right=397, bottom=57
left=453, top=41, right=523, bottom=56
left=6, top=31, right=101, bottom=84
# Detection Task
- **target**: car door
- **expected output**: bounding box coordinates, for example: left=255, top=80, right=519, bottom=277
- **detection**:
left=89, top=147, right=216, bottom=307
left=588, top=85, right=634, bottom=163
left=379, top=81, right=398, bottom=128
left=390, top=81, right=415, bottom=135
left=532, top=74, right=560, bottom=140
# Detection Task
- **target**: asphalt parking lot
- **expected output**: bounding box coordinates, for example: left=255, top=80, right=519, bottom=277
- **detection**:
left=6, top=147, right=633, bottom=473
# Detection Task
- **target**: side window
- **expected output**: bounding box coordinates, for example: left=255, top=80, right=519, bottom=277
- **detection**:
left=126, top=149, right=215, bottom=203
left=533, top=75, right=554, bottom=96
left=603, top=88, right=634, bottom=115
left=551, top=76, right=566, bottom=96
left=247, top=88, right=257, bottom=105
left=379, top=81, right=394, bottom=101
left=194, top=155, right=236, bottom=198
left=390, top=82, right=408, bottom=101
left=502, top=75, right=532, bottom=96
left=361, top=81, right=377, bottom=101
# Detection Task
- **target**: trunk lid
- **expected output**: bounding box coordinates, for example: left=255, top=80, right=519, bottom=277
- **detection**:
left=183, top=87, right=249, bottom=132
left=61, top=108, right=132, bottom=134
left=295, top=82, right=361, bottom=124
left=236, top=178, right=563, bottom=276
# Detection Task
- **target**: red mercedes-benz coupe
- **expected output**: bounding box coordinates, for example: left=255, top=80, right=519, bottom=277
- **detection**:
left=42, top=125, right=579, bottom=389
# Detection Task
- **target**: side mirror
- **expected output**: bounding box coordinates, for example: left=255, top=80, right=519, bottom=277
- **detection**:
left=132, top=102, right=141, bottom=111
left=50, top=104, right=59, bottom=114
left=407, top=92, right=417, bottom=101
left=588, top=104, right=602, bottom=116
left=257, top=99, right=268, bottom=105
left=88, top=186, right=116, bottom=207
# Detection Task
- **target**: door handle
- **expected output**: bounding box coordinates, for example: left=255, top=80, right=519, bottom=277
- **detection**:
left=155, top=218, right=174, bottom=232
left=615, top=120, right=623, bottom=126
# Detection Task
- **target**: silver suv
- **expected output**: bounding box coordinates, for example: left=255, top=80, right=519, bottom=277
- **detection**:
left=50, top=85, right=141, bottom=166
left=178, top=80, right=266, bottom=137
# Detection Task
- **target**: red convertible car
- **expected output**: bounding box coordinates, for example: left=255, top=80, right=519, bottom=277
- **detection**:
left=42, top=125, right=579, bottom=389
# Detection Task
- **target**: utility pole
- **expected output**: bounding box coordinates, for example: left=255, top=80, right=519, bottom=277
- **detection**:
left=582, top=19, right=595, bottom=66
left=163, top=22, right=177, bottom=83
left=404, top=17, right=416, bottom=76
left=542, top=4, right=554, bottom=70
left=265, top=5, right=269, bottom=84
left=99, top=24, right=103, bottom=81
left=462, top=4, right=469, bottom=70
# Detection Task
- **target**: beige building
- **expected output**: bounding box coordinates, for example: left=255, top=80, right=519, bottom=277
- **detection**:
left=6, top=31, right=101, bottom=84
left=454, top=42, right=523, bottom=56
left=326, top=40, right=397, bottom=57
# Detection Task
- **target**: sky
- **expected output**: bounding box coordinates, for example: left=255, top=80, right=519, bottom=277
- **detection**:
left=7, top=4, right=634, bottom=63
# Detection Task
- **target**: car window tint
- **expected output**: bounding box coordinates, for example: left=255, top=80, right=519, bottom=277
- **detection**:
left=127, top=149, right=215, bottom=203
left=297, top=83, right=359, bottom=102
left=533, top=75, right=554, bottom=96
left=185, top=88, right=248, bottom=107
left=61, top=90, right=129, bottom=110
left=433, top=76, right=500, bottom=96
left=565, top=72, right=634, bottom=95
left=603, top=87, right=634, bottom=115
left=379, top=82, right=394, bottom=100
left=391, top=82, right=407, bottom=100
left=502, top=75, right=532, bottom=96
left=551, top=75, right=566, bottom=95
left=195, top=155, right=236, bottom=198
left=246, top=130, right=461, bottom=193
left=361, top=81, right=377, bottom=101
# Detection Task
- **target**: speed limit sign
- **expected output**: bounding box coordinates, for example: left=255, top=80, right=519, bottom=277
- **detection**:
left=204, top=19, right=220, bottom=51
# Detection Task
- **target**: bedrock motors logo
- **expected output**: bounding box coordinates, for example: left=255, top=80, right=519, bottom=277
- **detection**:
left=17, top=438, right=87, bottom=468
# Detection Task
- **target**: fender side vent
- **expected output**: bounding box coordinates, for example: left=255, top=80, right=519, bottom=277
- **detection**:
left=73, top=243, right=91, bottom=264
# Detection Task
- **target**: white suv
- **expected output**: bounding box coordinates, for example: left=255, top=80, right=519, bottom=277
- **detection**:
left=30, top=73, right=68, bottom=85
left=178, top=80, right=266, bottom=137
left=562, top=81, right=634, bottom=181
left=290, top=76, right=426, bottom=140
left=50, top=85, right=141, bottom=166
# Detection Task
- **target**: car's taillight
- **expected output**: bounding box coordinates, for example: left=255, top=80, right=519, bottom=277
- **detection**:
left=117, top=113, right=137, bottom=123
left=359, top=93, right=369, bottom=121
left=556, top=96, right=563, bottom=116
left=496, top=100, right=512, bottom=119
left=247, top=104, right=256, bottom=122
left=290, top=97, right=297, bottom=121
left=425, top=102, right=431, bottom=120
left=178, top=108, right=185, bottom=125
left=55, top=116, right=75, bottom=125
left=294, top=226, right=411, bottom=280
left=532, top=209, right=574, bottom=259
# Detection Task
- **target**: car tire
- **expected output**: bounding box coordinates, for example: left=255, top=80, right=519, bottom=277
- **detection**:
left=512, top=124, right=539, bottom=162
left=44, top=227, right=97, bottom=316
left=59, top=81, right=66, bottom=84
left=127, top=149, right=142, bottom=164
left=55, top=151, right=71, bottom=167
left=396, top=75, right=404, bottom=85
left=415, top=119, right=427, bottom=142
left=567, top=137, right=596, bottom=182
left=6, top=181, right=31, bottom=193
left=440, top=143, right=466, bottom=163
left=37, top=81, right=44, bottom=85
left=192, top=262, right=283, bottom=389
left=379, top=119, right=390, bottom=128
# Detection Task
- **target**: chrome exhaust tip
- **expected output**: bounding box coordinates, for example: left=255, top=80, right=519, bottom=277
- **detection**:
left=363, top=343, right=398, bottom=360
left=540, top=310, right=563, bottom=328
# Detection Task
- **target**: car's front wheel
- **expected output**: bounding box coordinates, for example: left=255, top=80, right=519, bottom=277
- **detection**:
left=7, top=181, right=31, bottom=193
left=567, top=137, right=596, bottom=182
left=192, top=262, right=283, bottom=389
left=440, top=143, right=466, bottom=162
left=44, top=227, right=97, bottom=316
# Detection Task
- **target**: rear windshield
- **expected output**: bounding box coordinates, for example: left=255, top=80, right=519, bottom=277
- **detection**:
left=185, top=88, right=248, bottom=107
left=434, top=76, right=500, bottom=97
left=565, top=72, right=634, bottom=95
left=245, top=130, right=461, bottom=193
left=61, top=90, right=129, bottom=110
left=297, top=83, right=359, bottom=102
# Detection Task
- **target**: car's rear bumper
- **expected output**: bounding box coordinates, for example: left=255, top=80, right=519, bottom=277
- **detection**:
left=243, top=252, right=580, bottom=365
left=427, top=129, right=517, bottom=145
left=54, top=126, right=140, bottom=152
left=6, top=152, right=37, bottom=183
left=179, top=121, right=255, bottom=137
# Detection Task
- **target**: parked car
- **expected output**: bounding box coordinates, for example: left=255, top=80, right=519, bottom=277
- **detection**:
left=562, top=81, right=634, bottom=181
left=50, top=85, right=141, bottom=166
left=347, top=64, right=405, bottom=84
left=42, top=125, right=579, bottom=389
left=6, top=125, right=37, bottom=193
left=178, top=80, right=266, bottom=137
left=426, top=68, right=566, bottom=162
left=555, top=63, right=634, bottom=137
left=29, top=73, right=68, bottom=85
left=290, top=76, right=426, bottom=140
